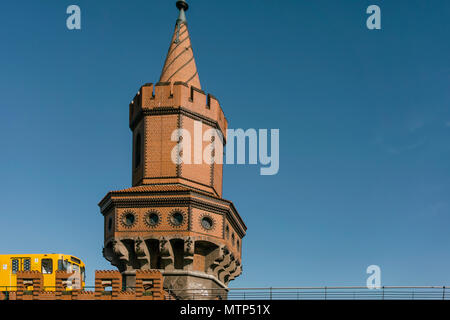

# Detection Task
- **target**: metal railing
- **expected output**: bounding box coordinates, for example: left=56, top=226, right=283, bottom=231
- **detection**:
left=164, top=286, right=450, bottom=300
left=2, top=285, right=448, bottom=300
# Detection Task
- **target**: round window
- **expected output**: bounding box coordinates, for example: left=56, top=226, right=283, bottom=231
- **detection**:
left=170, top=211, right=184, bottom=226
left=201, top=216, right=213, bottom=230
left=147, top=212, right=159, bottom=226
left=123, top=212, right=135, bottom=227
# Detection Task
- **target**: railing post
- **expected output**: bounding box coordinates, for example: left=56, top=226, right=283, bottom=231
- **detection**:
left=443, top=286, right=446, bottom=300
left=270, top=287, right=272, bottom=300
left=324, top=287, right=327, bottom=300
left=382, top=286, right=385, bottom=300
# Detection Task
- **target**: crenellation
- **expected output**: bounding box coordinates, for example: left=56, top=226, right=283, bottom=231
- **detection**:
left=134, top=81, right=225, bottom=128
left=141, top=83, right=154, bottom=108
left=190, top=85, right=206, bottom=103
left=154, top=82, right=173, bottom=106
left=173, top=81, right=190, bottom=105
left=129, top=90, right=143, bottom=125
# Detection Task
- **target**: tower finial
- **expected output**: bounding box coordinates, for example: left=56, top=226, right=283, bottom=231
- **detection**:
left=174, top=0, right=189, bottom=44
left=176, top=0, right=189, bottom=12
left=176, top=0, right=189, bottom=23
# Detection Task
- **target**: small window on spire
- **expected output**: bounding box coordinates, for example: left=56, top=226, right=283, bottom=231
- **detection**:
left=135, top=133, right=142, bottom=169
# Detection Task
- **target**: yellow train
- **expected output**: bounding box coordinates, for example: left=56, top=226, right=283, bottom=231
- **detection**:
left=0, top=254, right=86, bottom=291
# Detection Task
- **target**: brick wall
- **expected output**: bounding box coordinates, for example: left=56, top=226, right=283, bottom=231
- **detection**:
left=3, top=270, right=166, bottom=301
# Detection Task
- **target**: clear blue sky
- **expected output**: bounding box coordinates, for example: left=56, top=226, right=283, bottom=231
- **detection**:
left=0, top=0, right=449, bottom=287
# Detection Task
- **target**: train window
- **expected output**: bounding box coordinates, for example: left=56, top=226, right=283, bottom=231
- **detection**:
left=23, top=259, right=31, bottom=271
left=71, top=257, right=81, bottom=265
left=73, top=264, right=79, bottom=273
left=41, top=259, right=53, bottom=274
left=81, top=267, right=85, bottom=282
left=58, top=259, right=68, bottom=271
left=11, top=259, right=19, bottom=274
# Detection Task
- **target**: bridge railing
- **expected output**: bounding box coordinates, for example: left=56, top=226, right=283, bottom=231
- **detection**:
left=1, top=285, right=448, bottom=300
left=164, top=286, right=449, bottom=300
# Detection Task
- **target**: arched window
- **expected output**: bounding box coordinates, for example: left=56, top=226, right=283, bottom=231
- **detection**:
left=135, top=133, right=142, bottom=169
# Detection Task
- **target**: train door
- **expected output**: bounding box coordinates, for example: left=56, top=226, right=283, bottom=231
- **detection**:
left=41, top=258, right=53, bottom=290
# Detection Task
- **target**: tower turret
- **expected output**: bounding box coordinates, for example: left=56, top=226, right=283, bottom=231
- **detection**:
left=99, top=1, right=246, bottom=300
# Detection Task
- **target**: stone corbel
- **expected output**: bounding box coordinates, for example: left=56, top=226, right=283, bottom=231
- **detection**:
left=111, top=238, right=130, bottom=272
left=207, top=245, right=227, bottom=276
left=221, top=257, right=238, bottom=284
left=218, top=253, right=235, bottom=283
left=183, top=237, right=195, bottom=270
left=134, top=237, right=151, bottom=270
left=227, top=263, right=242, bottom=283
left=159, top=236, right=174, bottom=270
left=216, top=250, right=233, bottom=281
left=102, top=245, right=118, bottom=267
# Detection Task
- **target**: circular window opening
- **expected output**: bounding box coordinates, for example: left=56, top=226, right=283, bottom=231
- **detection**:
left=123, top=213, right=135, bottom=226
left=108, top=217, right=113, bottom=231
left=147, top=213, right=159, bottom=226
left=201, top=216, right=213, bottom=230
left=170, top=211, right=184, bottom=226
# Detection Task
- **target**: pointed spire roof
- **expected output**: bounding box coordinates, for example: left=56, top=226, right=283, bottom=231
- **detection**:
left=159, top=0, right=201, bottom=89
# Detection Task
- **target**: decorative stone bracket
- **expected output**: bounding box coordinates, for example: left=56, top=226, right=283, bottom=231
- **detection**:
left=103, top=236, right=241, bottom=286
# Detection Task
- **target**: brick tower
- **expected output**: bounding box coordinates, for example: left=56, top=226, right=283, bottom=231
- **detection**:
left=99, top=0, right=246, bottom=299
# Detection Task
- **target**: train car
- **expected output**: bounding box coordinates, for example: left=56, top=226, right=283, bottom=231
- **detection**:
left=0, top=254, right=86, bottom=291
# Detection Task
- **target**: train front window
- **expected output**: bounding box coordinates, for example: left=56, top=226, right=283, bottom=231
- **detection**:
left=41, top=259, right=53, bottom=274
left=58, top=259, right=68, bottom=271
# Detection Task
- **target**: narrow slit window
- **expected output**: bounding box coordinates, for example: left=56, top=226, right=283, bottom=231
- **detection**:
left=135, top=133, right=142, bottom=169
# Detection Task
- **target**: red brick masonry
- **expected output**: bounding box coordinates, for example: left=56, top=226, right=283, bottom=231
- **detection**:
left=0, top=270, right=166, bottom=301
